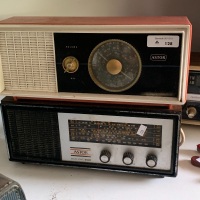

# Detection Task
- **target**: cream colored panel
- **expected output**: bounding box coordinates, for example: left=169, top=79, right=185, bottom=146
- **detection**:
left=0, top=31, right=57, bottom=92
left=0, top=55, right=5, bottom=92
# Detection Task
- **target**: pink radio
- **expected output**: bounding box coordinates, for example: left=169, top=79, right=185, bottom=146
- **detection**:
left=0, top=16, right=192, bottom=105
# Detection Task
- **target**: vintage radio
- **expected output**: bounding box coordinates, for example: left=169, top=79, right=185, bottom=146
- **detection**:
left=182, top=101, right=200, bottom=125
left=186, top=52, right=200, bottom=102
left=182, top=52, right=200, bottom=124
left=0, top=173, right=26, bottom=200
left=1, top=96, right=181, bottom=177
left=0, top=16, right=192, bottom=105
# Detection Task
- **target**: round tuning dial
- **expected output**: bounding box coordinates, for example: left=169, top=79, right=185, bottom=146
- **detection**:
left=88, top=39, right=142, bottom=92
left=146, top=154, right=157, bottom=168
left=186, top=107, right=197, bottom=119
left=100, top=150, right=111, bottom=163
left=122, top=152, right=134, bottom=165
left=62, top=56, right=79, bottom=73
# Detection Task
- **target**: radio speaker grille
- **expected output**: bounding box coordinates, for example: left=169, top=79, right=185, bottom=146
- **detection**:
left=5, top=108, right=61, bottom=161
left=0, top=32, right=57, bottom=92
left=0, top=187, right=26, bottom=200
left=0, top=173, right=26, bottom=200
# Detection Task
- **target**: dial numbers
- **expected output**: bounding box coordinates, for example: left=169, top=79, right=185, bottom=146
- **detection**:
left=88, top=39, right=142, bottom=92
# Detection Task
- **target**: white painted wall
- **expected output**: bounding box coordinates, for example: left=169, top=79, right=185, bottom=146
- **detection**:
left=0, top=0, right=199, bottom=51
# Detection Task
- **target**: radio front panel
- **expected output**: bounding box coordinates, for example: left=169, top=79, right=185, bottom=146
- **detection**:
left=1, top=97, right=181, bottom=177
left=182, top=52, right=200, bottom=125
left=54, top=33, right=181, bottom=96
left=187, top=71, right=200, bottom=102
left=59, top=113, right=174, bottom=171
left=0, top=16, right=192, bottom=105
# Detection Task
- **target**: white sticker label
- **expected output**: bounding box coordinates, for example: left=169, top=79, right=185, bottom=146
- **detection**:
left=147, top=35, right=179, bottom=48
left=136, top=125, right=147, bottom=136
left=196, top=157, right=200, bottom=163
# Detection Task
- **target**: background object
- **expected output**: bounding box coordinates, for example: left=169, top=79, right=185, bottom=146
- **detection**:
left=0, top=0, right=199, bottom=52
left=0, top=173, right=26, bottom=200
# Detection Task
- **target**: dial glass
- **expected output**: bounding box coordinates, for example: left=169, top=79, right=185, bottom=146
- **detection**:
left=68, top=119, right=162, bottom=148
left=88, top=39, right=142, bottom=92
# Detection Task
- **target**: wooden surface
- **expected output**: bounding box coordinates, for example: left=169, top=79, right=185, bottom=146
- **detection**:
left=0, top=16, right=191, bottom=26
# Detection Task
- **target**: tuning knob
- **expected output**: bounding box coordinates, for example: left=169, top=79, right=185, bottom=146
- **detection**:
left=106, top=59, right=122, bottom=75
left=146, top=154, right=157, bottom=168
left=100, top=150, right=111, bottom=163
left=186, top=107, right=197, bottom=118
left=62, top=56, right=79, bottom=73
left=122, top=152, right=134, bottom=165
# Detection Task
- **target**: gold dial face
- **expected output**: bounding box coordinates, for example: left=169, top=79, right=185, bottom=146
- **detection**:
left=62, top=56, right=79, bottom=73
left=88, top=39, right=142, bottom=92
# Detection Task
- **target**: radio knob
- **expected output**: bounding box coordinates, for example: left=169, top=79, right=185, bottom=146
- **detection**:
left=100, top=150, right=111, bottom=163
left=186, top=107, right=197, bottom=118
left=122, top=152, right=134, bottom=165
left=146, top=154, right=157, bottom=168
left=106, top=59, right=122, bottom=75
left=62, top=56, right=79, bottom=73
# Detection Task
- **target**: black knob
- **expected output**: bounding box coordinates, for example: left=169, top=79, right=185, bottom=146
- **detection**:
left=100, top=150, right=111, bottom=163
left=122, top=152, right=134, bottom=165
left=146, top=154, right=157, bottom=168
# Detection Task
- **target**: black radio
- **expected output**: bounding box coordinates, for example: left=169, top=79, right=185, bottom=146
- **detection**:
left=1, top=96, right=181, bottom=177
left=186, top=53, right=200, bottom=102
left=182, top=52, right=200, bottom=125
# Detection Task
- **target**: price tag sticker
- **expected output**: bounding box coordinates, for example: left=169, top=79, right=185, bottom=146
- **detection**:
left=147, top=35, right=179, bottom=48
left=136, top=125, right=147, bottom=137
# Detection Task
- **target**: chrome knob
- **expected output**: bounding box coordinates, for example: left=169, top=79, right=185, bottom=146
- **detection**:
left=186, top=107, right=197, bottom=118
left=62, top=56, right=79, bottom=73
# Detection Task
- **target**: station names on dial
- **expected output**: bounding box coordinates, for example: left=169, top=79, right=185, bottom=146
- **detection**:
left=68, top=120, right=162, bottom=148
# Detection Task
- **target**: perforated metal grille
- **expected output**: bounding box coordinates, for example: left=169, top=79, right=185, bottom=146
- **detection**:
left=6, top=108, right=61, bottom=161
left=0, top=32, right=57, bottom=92
left=0, top=187, right=26, bottom=200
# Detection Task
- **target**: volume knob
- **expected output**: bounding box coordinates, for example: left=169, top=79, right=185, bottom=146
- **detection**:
left=123, top=152, right=134, bottom=165
left=146, top=154, right=157, bottom=168
left=100, top=150, right=111, bottom=163
left=62, top=56, right=79, bottom=73
left=186, top=107, right=197, bottom=119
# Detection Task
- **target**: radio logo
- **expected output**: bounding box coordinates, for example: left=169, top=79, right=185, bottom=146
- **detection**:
left=150, top=54, right=167, bottom=61
left=70, top=147, right=91, bottom=157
